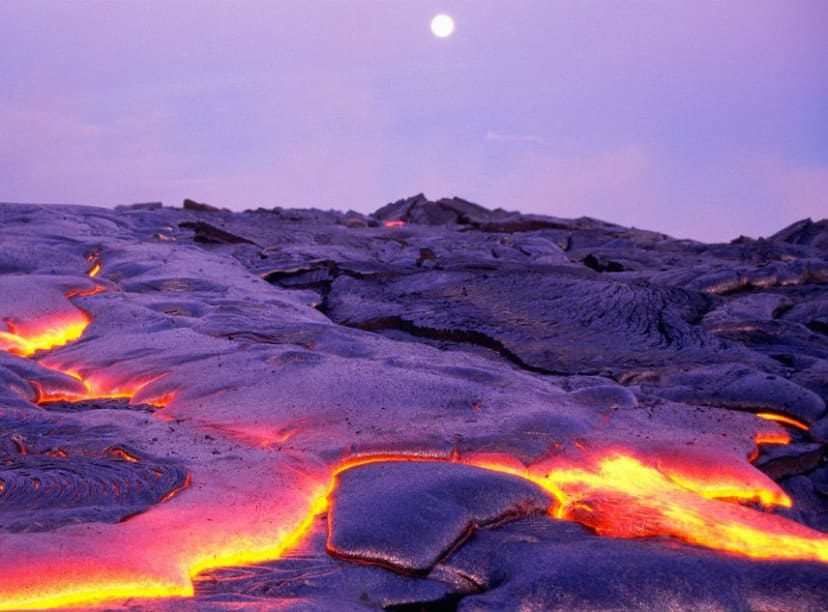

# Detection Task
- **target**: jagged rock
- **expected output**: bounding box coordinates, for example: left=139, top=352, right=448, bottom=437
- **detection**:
left=183, top=198, right=222, bottom=213
left=770, top=218, right=828, bottom=250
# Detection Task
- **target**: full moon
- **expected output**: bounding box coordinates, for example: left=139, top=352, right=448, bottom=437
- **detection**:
left=430, top=14, right=455, bottom=38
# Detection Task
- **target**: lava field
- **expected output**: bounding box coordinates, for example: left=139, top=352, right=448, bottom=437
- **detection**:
left=1, top=195, right=828, bottom=610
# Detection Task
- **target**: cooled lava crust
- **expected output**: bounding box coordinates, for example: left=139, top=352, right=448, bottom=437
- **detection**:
left=1, top=195, right=828, bottom=610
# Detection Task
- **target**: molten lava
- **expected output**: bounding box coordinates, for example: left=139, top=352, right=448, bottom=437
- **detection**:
left=383, top=220, right=405, bottom=228
left=0, top=313, right=90, bottom=357
left=86, top=262, right=101, bottom=278
left=33, top=369, right=176, bottom=408
left=0, top=259, right=102, bottom=357
left=4, top=442, right=828, bottom=610
left=756, top=412, right=810, bottom=432
left=333, top=448, right=828, bottom=564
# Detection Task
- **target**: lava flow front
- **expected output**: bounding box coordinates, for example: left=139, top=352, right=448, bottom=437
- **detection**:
left=32, top=369, right=176, bottom=408
left=0, top=313, right=89, bottom=357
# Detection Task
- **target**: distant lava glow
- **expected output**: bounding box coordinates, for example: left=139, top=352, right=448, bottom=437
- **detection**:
left=86, top=262, right=101, bottom=278
left=383, top=220, right=405, bottom=228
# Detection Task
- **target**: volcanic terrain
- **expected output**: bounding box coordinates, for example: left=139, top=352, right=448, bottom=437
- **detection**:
left=1, top=195, right=828, bottom=610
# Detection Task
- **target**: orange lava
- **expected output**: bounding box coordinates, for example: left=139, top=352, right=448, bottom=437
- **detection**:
left=324, top=447, right=828, bottom=564
left=34, top=370, right=176, bottom=408
left=0, top=313, right=90, bottom=357
left=383, top=220, right=405, bottom=228
left=4, top=444, right=828, bottom=610
left=65, top=284, right=106, bottom=299
left=0, top=261, right=102, bottom=356
left=0, top=462, right=329, bottom=610
left=87, top=262, right=101, bottom=278
left=531, top=452, right=828, bottom=562
left=756, top=412, right=810, bottom=432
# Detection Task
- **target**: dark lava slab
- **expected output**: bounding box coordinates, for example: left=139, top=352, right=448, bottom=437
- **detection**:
left=327, top=461, right=552, bottom=574
left=636, top=363, right=827, bottom=423
left=436, top=517, right=828, bottom=611
left=325, top=268, right=725, bottom=375
left=197, top=517, right=460, bottom=611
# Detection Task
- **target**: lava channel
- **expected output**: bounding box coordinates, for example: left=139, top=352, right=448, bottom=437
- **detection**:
left=0, top=313, right=90, bottom=358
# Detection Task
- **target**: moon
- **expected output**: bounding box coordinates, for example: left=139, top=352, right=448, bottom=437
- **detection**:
left=430, top=14, right=455, bottom=38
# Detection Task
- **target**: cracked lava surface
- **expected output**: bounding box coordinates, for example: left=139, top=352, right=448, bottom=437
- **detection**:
left=1, top=198, right=828, bottom=610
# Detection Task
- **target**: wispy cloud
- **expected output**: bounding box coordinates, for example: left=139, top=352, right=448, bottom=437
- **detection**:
left=485, top=131, right=545, bottom=145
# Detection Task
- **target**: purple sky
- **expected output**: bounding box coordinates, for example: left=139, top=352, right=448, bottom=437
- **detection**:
left=1, top=1, right=826, bottom=241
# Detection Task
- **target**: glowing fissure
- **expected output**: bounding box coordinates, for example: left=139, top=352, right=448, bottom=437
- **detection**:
left=756, top=411, right=810, bottom=432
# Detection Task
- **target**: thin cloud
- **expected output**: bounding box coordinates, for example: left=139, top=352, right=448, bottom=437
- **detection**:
left=485, top=131, right=545, bottom=144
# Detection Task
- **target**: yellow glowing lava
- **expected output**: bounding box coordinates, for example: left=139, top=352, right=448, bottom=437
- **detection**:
left=34, top=369, right=176, bottom=408
left=0, top=314, right=90, bottom=357
left=756, top=412, right=810, bottom=432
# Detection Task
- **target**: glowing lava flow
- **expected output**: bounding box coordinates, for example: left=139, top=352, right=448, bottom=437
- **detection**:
left=0, top=473, right=329, bottom=611
left=526, top=452, right=828, bottom=562
left=0, top=260, right=102, bottom=357
left=0, top=314, right=90, bottom=357
left=32, top=370, right=176, bottom=408
left=333, top=446, right=828, bottom=564
left=756, top=412, right=810, bottom=432
left=3, top=440, right=828, bottom=610
left=3, top=261, right=828, bottom=610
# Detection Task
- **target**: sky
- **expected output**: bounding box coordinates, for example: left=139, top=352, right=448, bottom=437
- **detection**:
left=1, top=0, right=826, bottom=242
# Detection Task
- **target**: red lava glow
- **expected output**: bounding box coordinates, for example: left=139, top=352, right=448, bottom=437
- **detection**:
left=108, top=448, right=139, bottom=463
left=756, top=412, right=810, bottom=432
left=383, top=220, right=405, bottom=228
left=158, top=473, right=191, bottom=504
left=65, top=284, right=106, bottom=299
left=34, top=370, right=176, bottom=408
left=0, top=313, right=90, bottom=357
